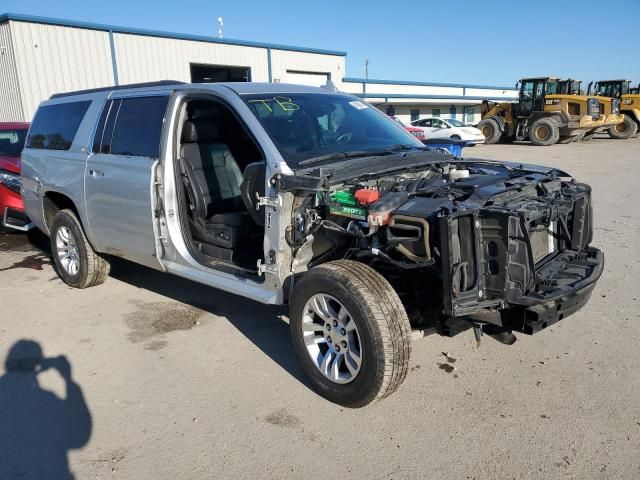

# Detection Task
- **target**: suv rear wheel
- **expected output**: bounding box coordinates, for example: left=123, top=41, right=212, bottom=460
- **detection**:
left=290, top=260, right=412, bottom=407
left=50, top=209, right=110, bottom=288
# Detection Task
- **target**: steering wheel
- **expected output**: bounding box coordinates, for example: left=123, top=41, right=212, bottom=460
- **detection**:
left=336, top=132, right=354, bottom=145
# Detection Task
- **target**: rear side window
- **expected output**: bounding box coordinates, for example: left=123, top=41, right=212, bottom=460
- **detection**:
left=93, top=96, right=169, bottom=158
left=27, top=101, right=91, bottom=150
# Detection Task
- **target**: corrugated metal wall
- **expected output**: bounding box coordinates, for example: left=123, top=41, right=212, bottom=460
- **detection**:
left=3, top=19, right=345, bottom=121
left=0, top=22, right=24, bottom=121
left=113, top=33, right=270, bottom=84
left=10, top=21, right=115, bottom=121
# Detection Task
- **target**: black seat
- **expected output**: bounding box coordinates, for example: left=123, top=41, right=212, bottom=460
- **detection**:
left=180, top=119, right=253, bottom=250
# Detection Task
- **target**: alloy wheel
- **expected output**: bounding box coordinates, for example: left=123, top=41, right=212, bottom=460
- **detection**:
left=301, top=293, right=362, bottom=384
left=56, top=226, right=80, bottom=276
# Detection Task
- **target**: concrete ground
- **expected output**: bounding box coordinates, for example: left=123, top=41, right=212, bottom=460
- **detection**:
left=1, top=136, right=639, bottom=479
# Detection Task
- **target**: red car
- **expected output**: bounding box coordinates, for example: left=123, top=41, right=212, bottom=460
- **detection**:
left=0, top=122, right=31, bottom=232
left=389, top=115, right=426, bottom=140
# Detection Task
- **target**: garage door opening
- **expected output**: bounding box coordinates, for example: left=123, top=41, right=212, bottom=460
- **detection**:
left=286, top=70, right=330, bottom=87
left=190, top=63, right=251, bottom=83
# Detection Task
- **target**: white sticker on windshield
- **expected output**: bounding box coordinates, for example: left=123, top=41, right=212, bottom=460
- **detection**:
left=349, top=100, right=368, bottom=110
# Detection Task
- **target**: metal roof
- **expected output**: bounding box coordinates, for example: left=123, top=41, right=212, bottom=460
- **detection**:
left=343, top=77, right=516, bottom=91
left=0, top=12, right=348, bottom=57
left=355, top=93, right=518, bottom=102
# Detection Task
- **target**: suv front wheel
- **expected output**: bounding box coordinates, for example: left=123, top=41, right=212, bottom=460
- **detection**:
left=50, top=209, right=110, bottom=288
left=290, top=260, right=412, bottom=407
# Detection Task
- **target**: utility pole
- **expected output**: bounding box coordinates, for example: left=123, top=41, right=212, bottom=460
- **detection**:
left=217, top=17, right=224, bottom=38
left=365, top=59, right=370, bottom=80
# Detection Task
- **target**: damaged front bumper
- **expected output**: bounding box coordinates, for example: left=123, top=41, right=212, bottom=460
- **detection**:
left=439, top=186, right=603, bottom=334
left=502, top=247, right=603, bottom=334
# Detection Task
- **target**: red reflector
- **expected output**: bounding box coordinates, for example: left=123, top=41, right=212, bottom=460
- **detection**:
left=355, top=189, right=380, bottom=205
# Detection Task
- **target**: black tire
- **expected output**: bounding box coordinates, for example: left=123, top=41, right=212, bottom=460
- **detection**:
left=608, top=116, right=638, bottom=139
left=498, top=133, right=515, bottom=144
left=289, top=260, right=412, bottom=407
left=529, top=117, right=560, bottom=146
left=450, top=134, right=461, bottom=140
left=50, top=209, right=110, bottom=288
left=477, top=118, right=501, bottom=144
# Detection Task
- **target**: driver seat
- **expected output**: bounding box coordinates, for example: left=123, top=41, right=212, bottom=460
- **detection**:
left=179, top=119, right=254, bottom=251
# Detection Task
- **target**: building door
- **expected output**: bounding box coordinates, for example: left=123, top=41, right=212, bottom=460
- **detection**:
left=286, top=70, right=329, bottom=87
left=190, top=63, right=251, bottom=83
left=449, top=106, right=456, bottom=119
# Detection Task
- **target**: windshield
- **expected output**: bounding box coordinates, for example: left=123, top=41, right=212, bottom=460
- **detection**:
left=444, top=118, right=464, bottom=127
left=242, top=93, right=422, bottom=167
left=0, top=128, right=28, bottom=157
left=596, top=82, right=627, bottom=98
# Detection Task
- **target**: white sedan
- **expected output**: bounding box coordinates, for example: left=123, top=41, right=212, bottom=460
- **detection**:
left=410, top=117, right=485, bottom=145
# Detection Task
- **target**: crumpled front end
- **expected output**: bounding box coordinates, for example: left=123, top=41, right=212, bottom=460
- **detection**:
left=439, top=178, right=603, bottom=334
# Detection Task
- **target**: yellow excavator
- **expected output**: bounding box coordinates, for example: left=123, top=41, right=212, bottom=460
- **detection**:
left=588, top=80, right=640, bottom=139
left=479, top=77, right=624, bottom=146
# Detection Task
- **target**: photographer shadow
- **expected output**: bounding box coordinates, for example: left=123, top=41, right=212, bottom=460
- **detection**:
left=0, top=340, right=91, bottom=480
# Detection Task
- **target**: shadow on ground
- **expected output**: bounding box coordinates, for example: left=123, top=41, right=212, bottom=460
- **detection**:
left=0, top=340, right=92, bottom=480
left=108, top=258, right=312, bottom=392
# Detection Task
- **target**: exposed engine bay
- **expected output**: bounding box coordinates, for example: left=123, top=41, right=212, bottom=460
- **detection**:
left=281, top=154, right=603, bottom=338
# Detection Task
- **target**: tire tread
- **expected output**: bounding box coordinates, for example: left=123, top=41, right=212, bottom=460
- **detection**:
left=303, top=260, right=412, bottom=406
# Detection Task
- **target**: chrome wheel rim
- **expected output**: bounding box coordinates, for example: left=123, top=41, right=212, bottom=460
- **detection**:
left=301, top=294, right=362, bottom=384
left=55, top=226, right=80, bottom=276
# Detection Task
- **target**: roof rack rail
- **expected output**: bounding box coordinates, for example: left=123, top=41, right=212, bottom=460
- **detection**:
left=50, top=80, right=186, bottom=99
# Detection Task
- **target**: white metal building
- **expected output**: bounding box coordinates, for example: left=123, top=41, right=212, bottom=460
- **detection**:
left=0, top=12, right=517, bottom=123
left=341, top=78, right=517, bottom=125
left=0, top=13, right=346, bottom=121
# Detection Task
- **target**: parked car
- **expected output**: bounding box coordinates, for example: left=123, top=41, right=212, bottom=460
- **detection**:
left=389, top=115, right=425, bottom=140
left=22, top=82, right=603, bottom=407
left=411, top=117, right=485, bottom=144
left=0, top=122, right=31, bottom=232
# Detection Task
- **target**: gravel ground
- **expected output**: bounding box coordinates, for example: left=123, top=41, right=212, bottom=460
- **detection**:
left=0, top=137, right=639, bottom=479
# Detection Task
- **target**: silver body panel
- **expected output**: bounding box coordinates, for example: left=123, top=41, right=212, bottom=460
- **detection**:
left=21, top=82, right=357, bottom=305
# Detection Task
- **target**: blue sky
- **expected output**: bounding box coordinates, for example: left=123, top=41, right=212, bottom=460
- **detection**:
left=7, top=0, right=640, bottom=86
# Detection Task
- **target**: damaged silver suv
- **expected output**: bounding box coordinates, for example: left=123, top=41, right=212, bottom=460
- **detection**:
left=21, top=81, right=604, bottom=407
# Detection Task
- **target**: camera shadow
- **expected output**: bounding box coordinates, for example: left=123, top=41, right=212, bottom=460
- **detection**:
left=0, top=339, right=92, bottom=480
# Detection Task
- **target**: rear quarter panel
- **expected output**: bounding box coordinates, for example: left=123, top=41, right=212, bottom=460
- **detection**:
left=21, top=95, right=103, bottom=236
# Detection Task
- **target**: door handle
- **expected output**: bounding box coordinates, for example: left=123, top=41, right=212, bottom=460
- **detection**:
left=88, top=169, right=104, bottom=177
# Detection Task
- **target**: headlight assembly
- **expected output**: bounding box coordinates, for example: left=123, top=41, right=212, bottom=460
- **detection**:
left=0, top=169, right=22, bottom=193
left=611, top=99, right=621, bottom=114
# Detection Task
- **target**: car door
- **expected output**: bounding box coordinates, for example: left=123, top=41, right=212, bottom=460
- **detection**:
left=84, top=94, right=170, bottom=269
left=430, top=118, right=448, bottom=138
left=418, top=119, right=434, bottom=138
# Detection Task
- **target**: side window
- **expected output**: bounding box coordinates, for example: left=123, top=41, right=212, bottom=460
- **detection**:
left=27, top=101, right=91, bottom=150
left=432, top=119, right=443, bottom=128
left=93, top=96, right=169, bottom=158
left=422, top=119, right=432, bottom=127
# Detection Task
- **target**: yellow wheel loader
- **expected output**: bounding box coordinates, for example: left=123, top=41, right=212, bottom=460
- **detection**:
left=479, top=77, right=622, bottom=146
left=554, top=79, right=625, bottom=142
left=588, top=80, right=640, bottom=139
